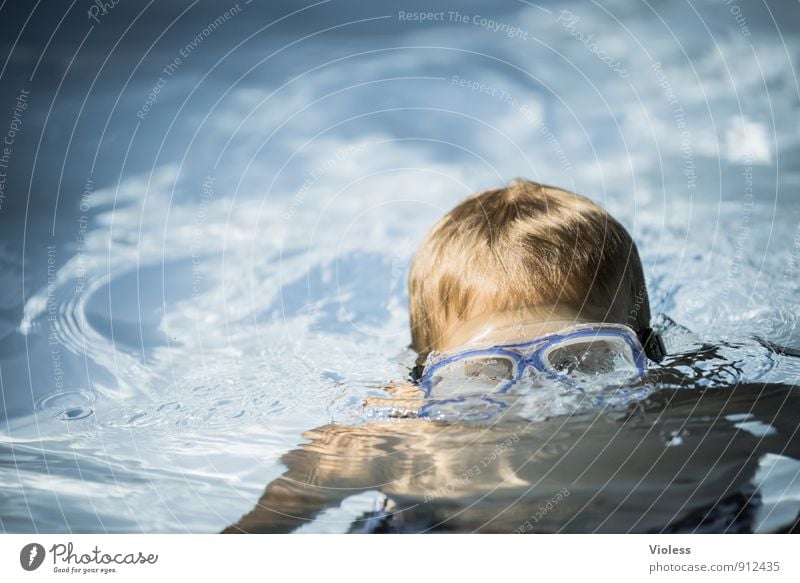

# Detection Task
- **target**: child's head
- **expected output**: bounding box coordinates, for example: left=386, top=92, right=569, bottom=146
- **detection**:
left=408, top=179, right=651, bottom=361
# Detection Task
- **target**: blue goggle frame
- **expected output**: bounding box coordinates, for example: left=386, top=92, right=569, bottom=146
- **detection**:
left=418, top=324, right=649, bottom=398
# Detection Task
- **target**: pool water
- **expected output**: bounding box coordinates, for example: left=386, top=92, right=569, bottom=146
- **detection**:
left=230, top=380, right=800, bottom=533
left=0, top=0, right=799, bottom=532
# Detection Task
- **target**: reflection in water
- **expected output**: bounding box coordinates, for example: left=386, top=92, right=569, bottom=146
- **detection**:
left=225, top=337, right=800, bottom=533
left=225, top=381, right=800, bottom=533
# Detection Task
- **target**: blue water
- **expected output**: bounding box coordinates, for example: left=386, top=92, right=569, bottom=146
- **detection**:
left=1, top=0, right=799, bottom=532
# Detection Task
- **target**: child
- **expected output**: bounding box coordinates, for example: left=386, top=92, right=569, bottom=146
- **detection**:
left=407, top=178, right=664, bottom=400
left=224, top=179, right=689, bottom=533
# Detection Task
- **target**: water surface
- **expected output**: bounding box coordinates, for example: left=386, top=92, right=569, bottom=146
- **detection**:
left=1, top=0, right=799, bottom=532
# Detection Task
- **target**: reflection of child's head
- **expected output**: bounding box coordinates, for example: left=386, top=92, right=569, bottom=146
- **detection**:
left=408, top=179, right=651, bottom=360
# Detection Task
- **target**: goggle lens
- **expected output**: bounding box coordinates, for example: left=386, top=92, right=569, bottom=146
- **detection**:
left=428, top=355, right=515, bottom=397
left=542, top=337, right=638, bottom=376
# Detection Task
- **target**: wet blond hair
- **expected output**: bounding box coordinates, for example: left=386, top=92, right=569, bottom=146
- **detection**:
left=408, top=179, right=651, bottom=360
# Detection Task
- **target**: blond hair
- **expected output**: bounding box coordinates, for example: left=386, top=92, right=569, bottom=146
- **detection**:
left=408, top=179, right=651, bottom=359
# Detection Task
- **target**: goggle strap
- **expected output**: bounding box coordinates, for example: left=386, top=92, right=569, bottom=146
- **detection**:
left=410, top=363, right=425, bottom=384
left=637, top=327, right=666, bottom=363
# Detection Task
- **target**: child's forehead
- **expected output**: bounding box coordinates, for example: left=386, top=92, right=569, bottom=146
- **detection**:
left=438, top=307, right=597, bottom=353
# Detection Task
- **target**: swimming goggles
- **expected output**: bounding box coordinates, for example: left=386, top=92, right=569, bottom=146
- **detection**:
left=414, top=323, right=665, bottom=398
